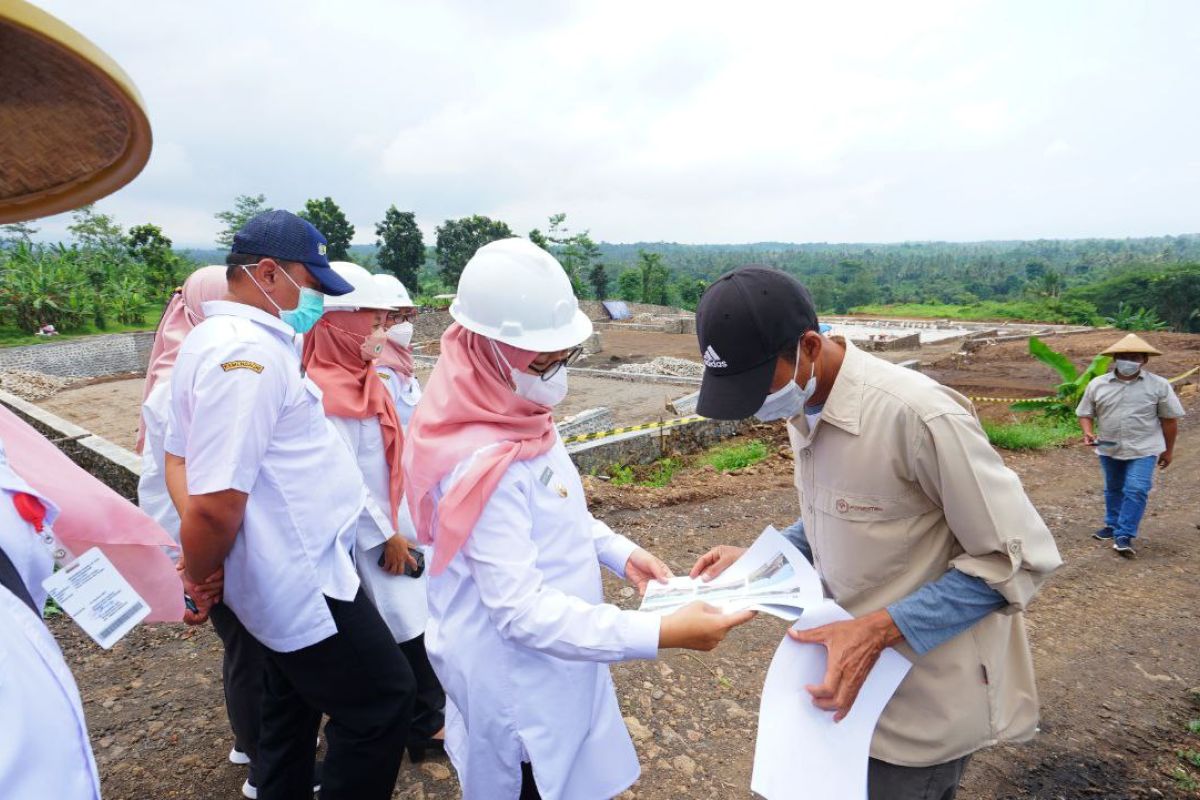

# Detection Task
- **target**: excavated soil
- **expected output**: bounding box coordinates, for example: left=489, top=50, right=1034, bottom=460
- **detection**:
left=51, top=390, right=1200, bottom=799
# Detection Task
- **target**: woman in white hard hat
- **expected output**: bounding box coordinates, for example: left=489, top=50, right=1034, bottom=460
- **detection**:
left=403, top=238, right=755, bottom=800
left=372, top=273, right=422, bottom=421
left=301, top=262, right=445, bottom=763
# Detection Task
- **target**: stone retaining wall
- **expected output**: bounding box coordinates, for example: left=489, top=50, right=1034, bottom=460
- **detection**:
left=0, top=390, right=142, bottom=500
left=0, top=331, right=157, bottom=378
left=567, top=416, right=747, bottom=473
left=557, top=407, right=616, bottom=438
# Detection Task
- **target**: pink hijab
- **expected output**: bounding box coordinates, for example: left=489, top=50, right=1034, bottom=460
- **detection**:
left=401, top=323, right=558, bottom=575
left=0, top=405, right=183, bottom=621
left=302, top=312, right=405, bottom=524
left=137, top=266, right=229, bottom=453
left=377, top=334, right=414, bottom=378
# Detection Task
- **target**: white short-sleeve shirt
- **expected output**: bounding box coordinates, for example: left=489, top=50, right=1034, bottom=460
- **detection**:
left=164, top=300, right=365, bottom=653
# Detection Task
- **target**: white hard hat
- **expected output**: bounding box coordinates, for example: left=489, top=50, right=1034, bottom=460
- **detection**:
left=450, top=238, right=593, bottom=352
left=372, top=273, right=414, bottom=309
left=322, top=261, right=393, bottom=311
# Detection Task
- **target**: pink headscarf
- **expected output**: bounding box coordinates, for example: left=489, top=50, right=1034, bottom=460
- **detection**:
left=302, top=312, right=405, bottom=525
left=377, top=333, right=414, bottom=378
left=402, top=323, right=558, bottom=575
left=137, top=266, right=229, bottom=453
left=0, top=405, right=183, bottom=622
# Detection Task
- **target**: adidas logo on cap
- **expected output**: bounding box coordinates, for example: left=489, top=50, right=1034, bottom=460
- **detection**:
left=703, top=345, right=727, bottom=369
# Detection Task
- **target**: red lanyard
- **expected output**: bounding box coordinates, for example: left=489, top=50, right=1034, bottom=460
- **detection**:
left=13, top=493, right=46, bottom=531
left=12, top=492, right=71, bottom=565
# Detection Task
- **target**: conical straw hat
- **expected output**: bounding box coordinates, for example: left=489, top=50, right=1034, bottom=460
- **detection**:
left=0, top=0, right=152, bottom=223
left=1100, top=332, right=1163, bottom=357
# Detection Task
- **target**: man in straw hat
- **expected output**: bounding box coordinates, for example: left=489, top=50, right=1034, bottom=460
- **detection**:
left=1076, top=333, right=1185, bottom=557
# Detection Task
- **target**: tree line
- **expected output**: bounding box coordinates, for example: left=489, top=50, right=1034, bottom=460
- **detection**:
left=4, top=194, right=1198, bottom=336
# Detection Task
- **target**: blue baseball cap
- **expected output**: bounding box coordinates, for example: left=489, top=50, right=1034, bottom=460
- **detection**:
left=232, top=209, right=353, bottom=296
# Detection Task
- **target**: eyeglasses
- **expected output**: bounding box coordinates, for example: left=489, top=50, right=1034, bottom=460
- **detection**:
left=386, top=309, right=419, bottom=325
left=529, top=346, right=584, bottom=381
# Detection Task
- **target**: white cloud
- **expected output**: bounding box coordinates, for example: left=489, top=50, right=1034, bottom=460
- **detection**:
left=26, top=0, right=1200, bottom=246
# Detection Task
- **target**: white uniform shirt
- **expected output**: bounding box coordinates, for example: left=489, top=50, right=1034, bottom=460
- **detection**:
left=137, top=382, right=181, bottom=561
left=0, top=457, right=100, bottom=800
left=0, top=453, right=60, bottom=611
left=376, top=365, right=421, bottom=427
left=328, top=413, right=428, bottom=643
left=426, top=437, right=660, bottom=800
left=0, top=585, right=101, bottom=800
left=164, top=300, right=365, bottom=653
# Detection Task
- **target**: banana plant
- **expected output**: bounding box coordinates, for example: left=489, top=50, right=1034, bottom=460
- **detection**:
left=1010, top=336, right=1110, bottom=419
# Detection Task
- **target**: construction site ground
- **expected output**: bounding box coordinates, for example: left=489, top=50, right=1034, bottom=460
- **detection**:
left=49, top=370, right=1200, bottom=799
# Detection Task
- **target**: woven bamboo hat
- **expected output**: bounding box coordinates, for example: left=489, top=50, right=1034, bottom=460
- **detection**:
left=0, top=0, right=152, bottom=223
left=1100, top=332, right=1163, bottom=357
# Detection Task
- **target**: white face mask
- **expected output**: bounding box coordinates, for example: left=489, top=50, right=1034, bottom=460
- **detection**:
left=387, top=322, right=414, bottom=348
left=491, top=340, right=570, bottom=407
left=1114, top=358, right=1142, bottom=377
left=755, top=351, right=817, bottom=423
left=513, top=366, right=569, bottom=407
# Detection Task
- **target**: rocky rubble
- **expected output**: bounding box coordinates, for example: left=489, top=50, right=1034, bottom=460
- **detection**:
left=613, top=357, right=705, bottom=378
left=0, top=369, right=71, bottom=400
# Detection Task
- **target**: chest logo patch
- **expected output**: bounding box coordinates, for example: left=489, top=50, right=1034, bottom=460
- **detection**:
left=836, top=498, right=883, bottom=514
left=221, top=360, right=264, bottom=374
left=539, top=467, right=554, bottom=486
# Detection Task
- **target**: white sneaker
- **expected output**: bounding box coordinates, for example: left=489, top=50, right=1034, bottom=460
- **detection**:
left=229, top=747, right=251, bottom=765
left=240, top=779, right=258, bottom=799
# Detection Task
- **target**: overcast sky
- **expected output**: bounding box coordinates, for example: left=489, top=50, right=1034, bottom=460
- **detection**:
left=28, top=0, right=1200, bottom=247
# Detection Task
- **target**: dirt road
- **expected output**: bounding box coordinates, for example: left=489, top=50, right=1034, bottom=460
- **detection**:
left=53, top=392, right=1200, bottom=799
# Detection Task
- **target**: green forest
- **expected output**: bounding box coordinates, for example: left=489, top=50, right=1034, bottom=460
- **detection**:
left=2, top=194, right=1198, bottom=344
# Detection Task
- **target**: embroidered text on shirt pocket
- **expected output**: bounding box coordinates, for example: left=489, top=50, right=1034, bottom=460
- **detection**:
left=813, top=485, right=935, bottom=592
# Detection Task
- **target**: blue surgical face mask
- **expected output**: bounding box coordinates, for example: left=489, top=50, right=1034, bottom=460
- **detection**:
left=242, top=263, right=325, bottom=334
left=1114, top=358, right=1142, bottom=377
left=754, top=350, right=817, bottom=423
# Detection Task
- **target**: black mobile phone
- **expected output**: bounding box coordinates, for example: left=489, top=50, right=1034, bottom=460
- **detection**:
left=184, top=594, right=199, bottom=614
left=378, top=548, right=425, bottom=579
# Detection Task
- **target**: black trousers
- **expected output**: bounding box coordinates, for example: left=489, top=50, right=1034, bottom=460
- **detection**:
left=209, top=601, right=266, bottom=787
left=520, top=762, right=541, bottom=800
left=398, top=633, right=445, bottom=743
left=256, top=590, right=415, bottom=800
left=868, top=754, right=973, bottom=800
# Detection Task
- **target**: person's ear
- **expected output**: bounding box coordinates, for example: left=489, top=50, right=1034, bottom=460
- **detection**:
left=257, top=258, right=279, bottom=290
left=799, top=330, right=822, bottom=366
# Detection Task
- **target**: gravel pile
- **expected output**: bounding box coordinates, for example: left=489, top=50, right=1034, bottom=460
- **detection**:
left=0, top=370, right=72, bottom=401
left=614, top=356, right=705, bottom=378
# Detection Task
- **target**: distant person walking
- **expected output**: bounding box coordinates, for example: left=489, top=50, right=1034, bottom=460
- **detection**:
left=1077, top=333, right=1185, bottom=557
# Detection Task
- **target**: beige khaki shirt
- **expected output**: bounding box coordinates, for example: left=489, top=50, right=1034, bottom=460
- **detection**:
left=787, top=338, right=1063, bottom=766
left=1076, top=370, right=1185, bottom=460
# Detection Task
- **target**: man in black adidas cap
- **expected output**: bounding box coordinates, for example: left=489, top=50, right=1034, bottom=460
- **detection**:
left=689, top=267, right=1062, bottom=800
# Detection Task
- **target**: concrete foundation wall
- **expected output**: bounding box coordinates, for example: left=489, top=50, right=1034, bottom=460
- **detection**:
left=557, top=407, right=616, bottom=438
left=567, top=417, right=747, bottom=473
left=0, top=331, right=157, bottom=378
left=0, top=390, right=142, bottom=500
left=854, top=331, right=921, bottom=352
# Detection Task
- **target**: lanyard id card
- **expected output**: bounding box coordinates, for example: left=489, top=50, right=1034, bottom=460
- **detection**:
left=13, top=491, right=73, bottom=566
left=41, top=547, right=149, bottom=649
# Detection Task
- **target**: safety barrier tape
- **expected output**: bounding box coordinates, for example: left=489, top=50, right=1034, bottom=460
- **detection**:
left=968, top=365, right=1198, bottom=404
left=561, top=414, right=705, bottom=445
left=566, top=366, right=1199, bottom=441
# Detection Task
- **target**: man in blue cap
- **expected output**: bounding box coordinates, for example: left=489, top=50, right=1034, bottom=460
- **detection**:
left=166, top=210, right=416, bottom=800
